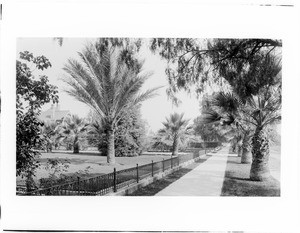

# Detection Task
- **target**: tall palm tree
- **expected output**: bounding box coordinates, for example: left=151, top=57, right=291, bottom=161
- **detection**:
left=247, top=85, right=281, bottom=181
left=60, top=115, right=89, bottom=153
left=62, top=42, right=160, bottom=163
left=159, top=113, right=191, bottom=156
left=202, top=85, right=281, bottom=181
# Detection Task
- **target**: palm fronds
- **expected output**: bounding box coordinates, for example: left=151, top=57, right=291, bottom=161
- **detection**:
left=62, top=40, right=160, bottom=162
left=62, top=42, right=160, bottom=126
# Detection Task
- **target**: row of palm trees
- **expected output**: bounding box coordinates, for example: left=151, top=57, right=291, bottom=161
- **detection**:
left=40, top=115, right=89, bottom=153
left=40, top=111, right=195, bottom=158
left=201, top=56, right=281, bottom=181
left=60, top=39, right=281, bottom=182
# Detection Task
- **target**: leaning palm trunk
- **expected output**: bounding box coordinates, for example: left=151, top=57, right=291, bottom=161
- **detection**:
left=107, top=128, right=116, bottom=164
left=172, top=134, right=179, bottom=156
left=250, top=128, right=270, bottom=181
left=241, top=132, right=252, bottom=164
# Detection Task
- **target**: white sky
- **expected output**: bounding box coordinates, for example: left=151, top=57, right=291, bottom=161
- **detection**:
left=16, top=38, right=201, bottom=132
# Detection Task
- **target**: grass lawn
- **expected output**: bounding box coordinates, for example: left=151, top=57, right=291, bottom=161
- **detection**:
left=221, top=155, right=280, bottom=196
left=16, top=150, right=193, bottom=186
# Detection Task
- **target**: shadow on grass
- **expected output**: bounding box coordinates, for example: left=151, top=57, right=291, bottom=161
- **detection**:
left=226, top=176, right=251, bottom=181
left=221, top=156, right=280, bottom=196
left=52, top=151, right=104, bottom=156
left=127, top=155, right=212, bottom=196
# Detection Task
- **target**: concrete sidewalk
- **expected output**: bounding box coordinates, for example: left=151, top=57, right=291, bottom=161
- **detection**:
left=155, top=146, right=230, bottom=196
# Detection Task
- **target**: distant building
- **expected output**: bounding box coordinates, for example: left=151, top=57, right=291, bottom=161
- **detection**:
left=39, top=104, right=70, bottom=124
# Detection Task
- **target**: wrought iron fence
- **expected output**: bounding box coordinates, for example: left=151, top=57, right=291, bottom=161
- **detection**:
left=22, top=147, right=217, bottom=196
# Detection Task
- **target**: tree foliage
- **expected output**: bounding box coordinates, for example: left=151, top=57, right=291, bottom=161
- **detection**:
left=200, top=51, right=281, bottom=176
left=150, top=38, right=281, bottom=102
left=40, top=121, right=61, bottom=152
left=113, top=107, right=147, bottom=157
left=59, top=114, right=89, bottom=153
left=155, top=113, right=193, bottom=155
left=193, top=116, right=227, bottom=142
left=16, top=51, right=59, bottom=183
left=62, top=39, right=160, bottom=163
left=88, top=107, right=147, bottom=157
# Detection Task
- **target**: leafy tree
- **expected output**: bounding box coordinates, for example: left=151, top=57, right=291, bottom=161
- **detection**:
left=158, top=113, right=192, bottom=156
left=113, top=107, right=147, bottom=157
left=150, top=38, right=281, bottom=101
left=63, top=39, right=160, bottom=163
left=59, top=114, right=89, bottom=153
left=17, top=51, right=59, bottom=190
left=193, top=116, right=227, bottom=143
left=151, top=132, right=173, bottom=152
left=88, top=107, right=147, bottom=157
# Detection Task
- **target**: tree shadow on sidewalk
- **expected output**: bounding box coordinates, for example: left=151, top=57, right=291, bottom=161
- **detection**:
left=127, top=155, right=212, bottom=196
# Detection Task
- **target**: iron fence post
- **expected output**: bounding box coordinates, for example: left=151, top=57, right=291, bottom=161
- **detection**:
left=113, top=168, right=117, bottom=192
left=163, top=158, right=165, bottom=172
left=136, top=164, right=139, bottom=183
left=77, top=177, right=80, bottom=195
left=152, top=160, right=154, bottom=177
left=171, top=155, right=173, bottom=169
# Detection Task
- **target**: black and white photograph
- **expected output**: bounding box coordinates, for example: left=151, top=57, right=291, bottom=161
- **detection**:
left=1, top=0, right=300, bottom=233
left=15, top=37, right=282, bottom=197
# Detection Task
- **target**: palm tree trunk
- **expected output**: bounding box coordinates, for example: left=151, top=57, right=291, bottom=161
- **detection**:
left=241, top=132, right=252, bottom=164
left=106, top=127, right=115, bottom=164
left=172, top=134, right=179, bottom=156
left=73, top=135, right=79, bottom=153
left=241, top=147, right=252, bottom=164
left=237, top=137, right=243, bottom=157
left=250, top=128, right=270, bottom=181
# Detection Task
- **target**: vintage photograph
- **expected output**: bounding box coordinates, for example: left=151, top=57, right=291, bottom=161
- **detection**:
left=16, top=38, right=282, bottom=196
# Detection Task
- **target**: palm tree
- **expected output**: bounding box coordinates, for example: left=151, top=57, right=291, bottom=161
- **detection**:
left=159, top=113, right=191, bottom=156
left=60, top=115, right=89, bottom=153
left=40, top=121, right=61, bottom=152
left=201, top=91, right=254, bottom=164
left=62, top=41, right=160, bottom=163
left=202, top=84, right=281, bottom=181
left=247, top=85, right=281, bottom=181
